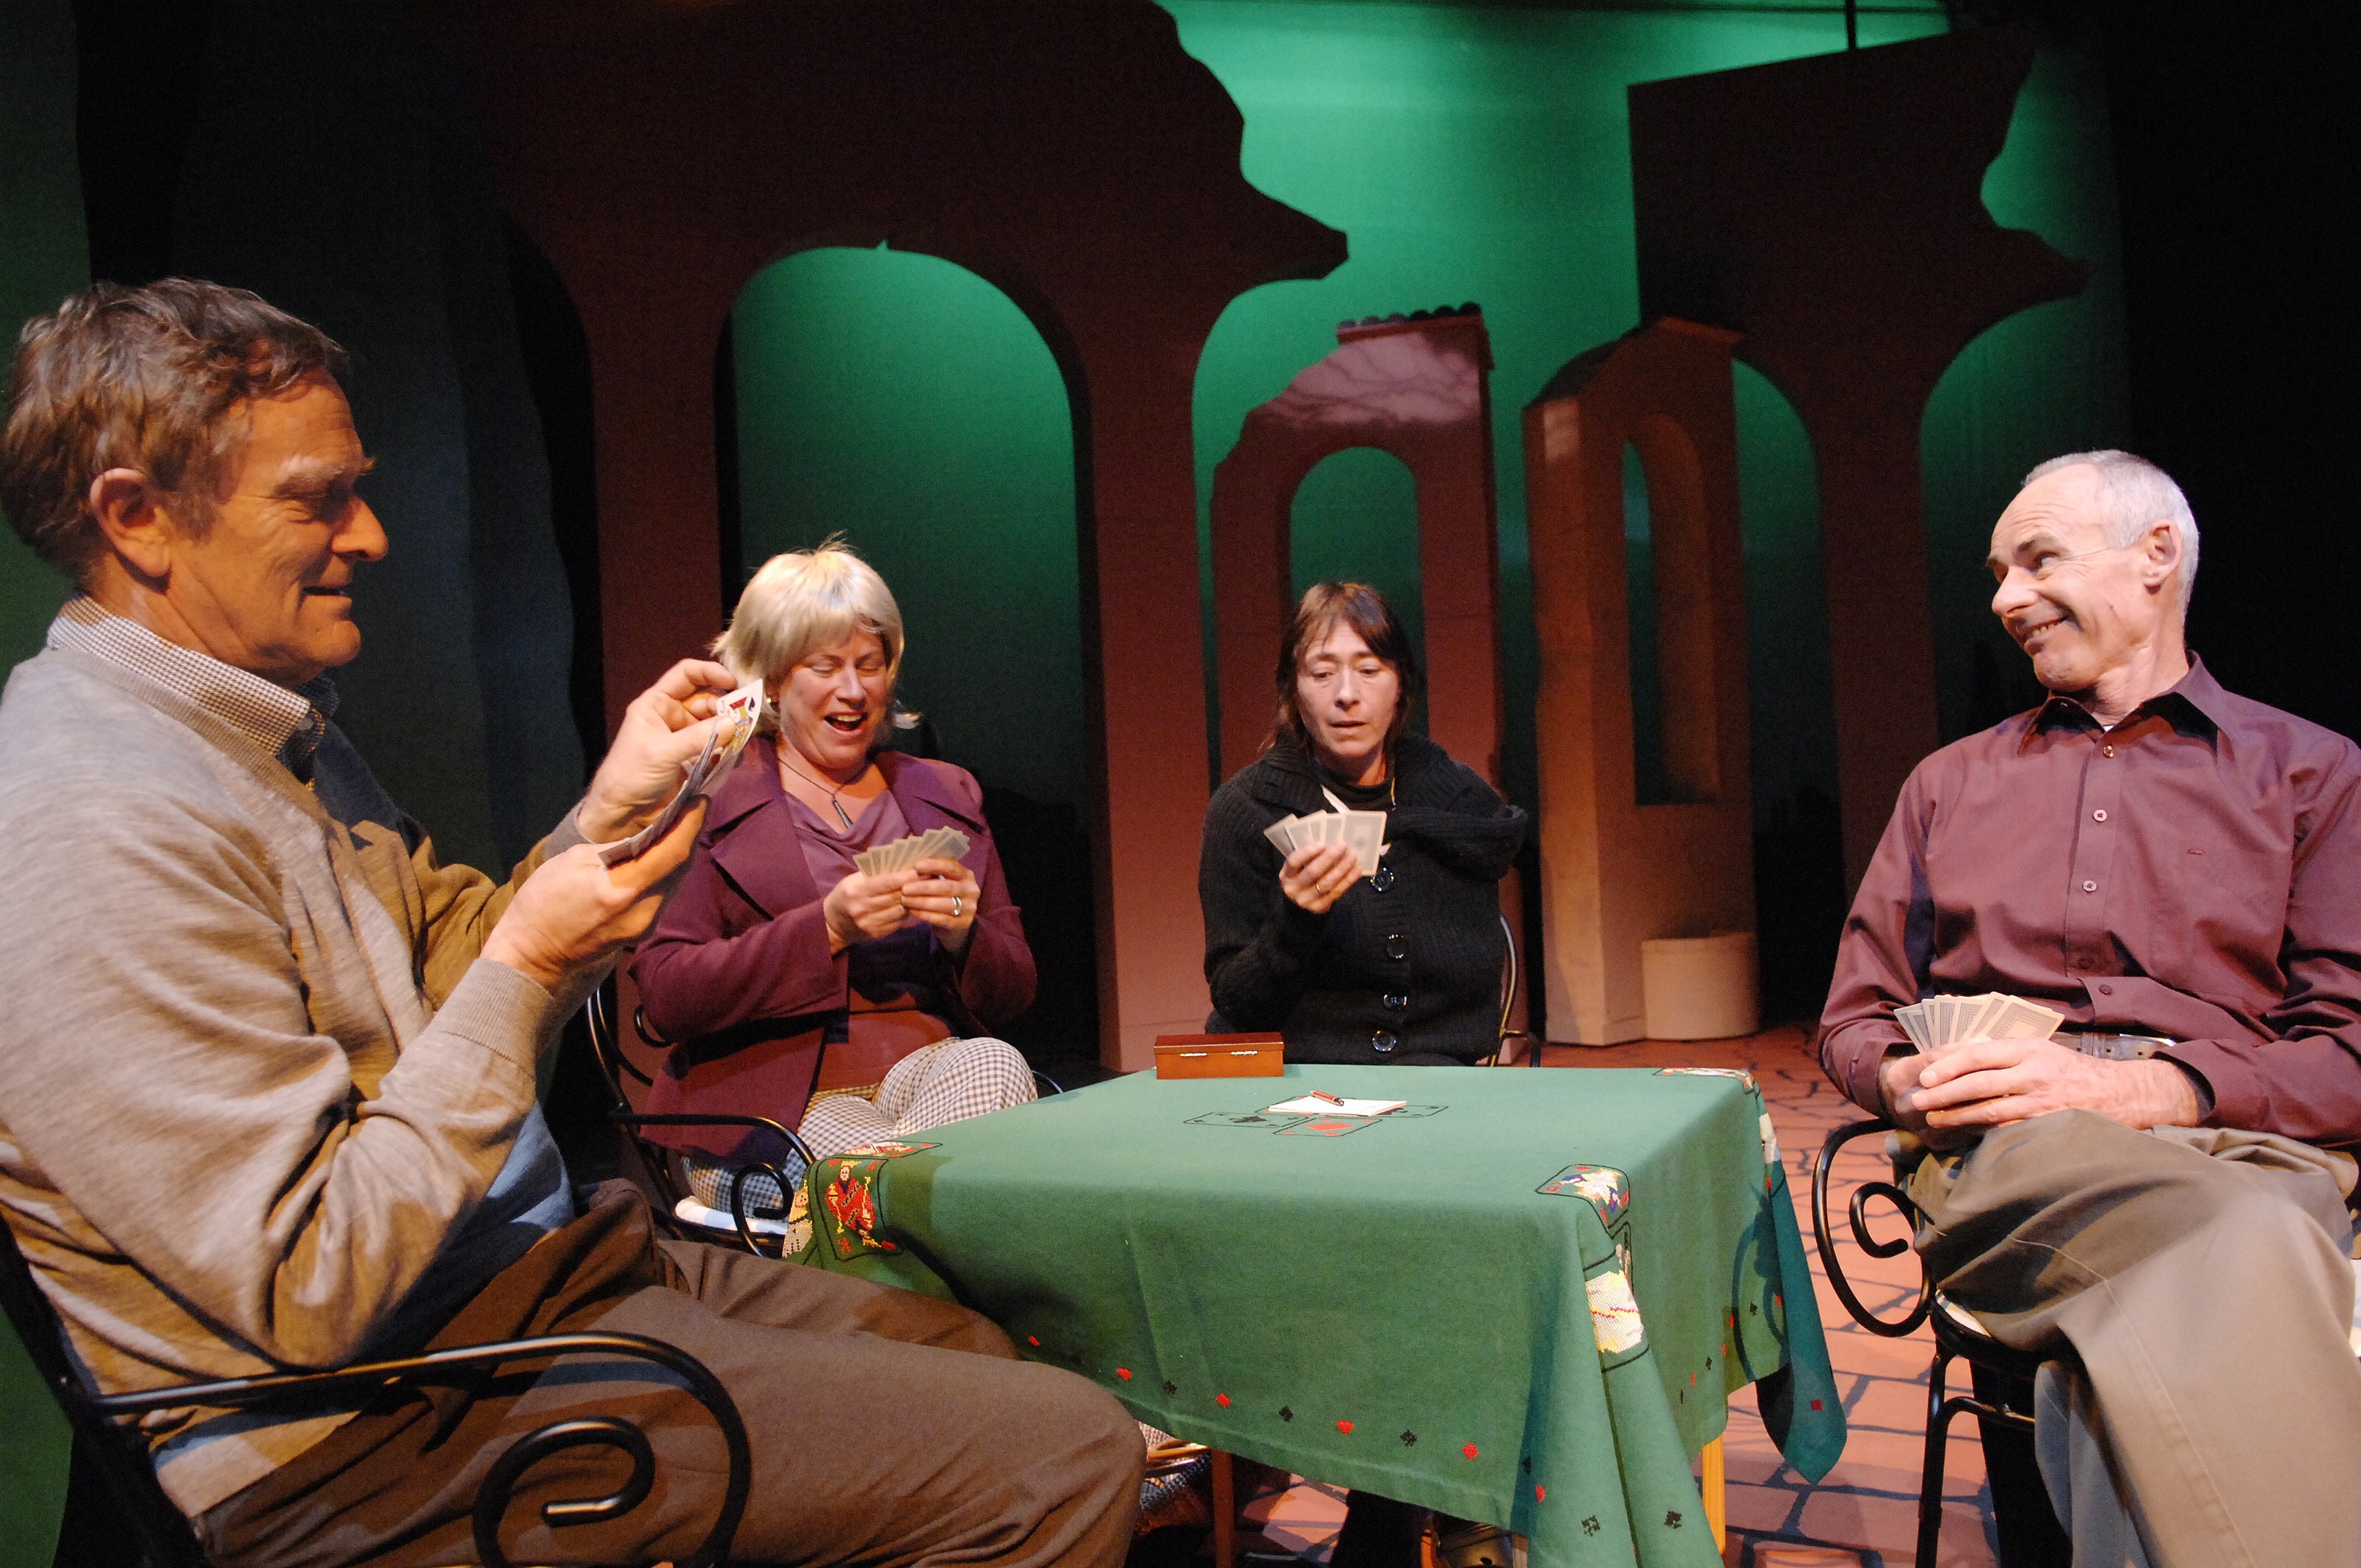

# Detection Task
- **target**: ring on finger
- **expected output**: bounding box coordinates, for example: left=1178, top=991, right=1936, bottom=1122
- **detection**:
left=951, top=894, right=964, bottom=918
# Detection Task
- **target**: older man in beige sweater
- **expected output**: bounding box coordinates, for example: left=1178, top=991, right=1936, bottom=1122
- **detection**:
left=0, top=280, right=1137, bottom=1567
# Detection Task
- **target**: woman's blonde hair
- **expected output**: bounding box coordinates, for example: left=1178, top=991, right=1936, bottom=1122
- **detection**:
left=714, top=538, right=910, bottom=722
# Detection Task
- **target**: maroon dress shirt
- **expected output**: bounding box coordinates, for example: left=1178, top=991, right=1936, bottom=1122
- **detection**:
left=1819, top=658, right=2361, bottom=1145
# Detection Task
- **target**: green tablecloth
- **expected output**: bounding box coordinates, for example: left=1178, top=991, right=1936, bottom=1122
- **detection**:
left=797, top=1064, right=1843, bottom=1568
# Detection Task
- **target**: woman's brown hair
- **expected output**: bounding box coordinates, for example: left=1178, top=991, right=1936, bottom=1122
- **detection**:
left=1270, top=580, right=1422, bottom=757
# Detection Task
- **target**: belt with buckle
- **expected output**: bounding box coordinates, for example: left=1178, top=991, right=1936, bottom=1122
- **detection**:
left=2058, top=1029, right=2174, bottom=1061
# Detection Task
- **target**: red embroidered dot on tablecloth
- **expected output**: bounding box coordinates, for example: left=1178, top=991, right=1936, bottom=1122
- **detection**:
left=1026, top=1336, right=1040, bottom=1347
left=1810, top=1399, right=1823, bottom=1411
left=1536, top=1485, right=1547, bottom=1503
left=1337, top=1420, right=1354, bottom=1434
left=1689, top=1373, right=1697, bottom=1384
left=1462, top=1442, right=1479, bottom=1461
left=1216, top=1393, right=1230, bottom=1407
left=1117, top=1368, right=1131, bottom=1381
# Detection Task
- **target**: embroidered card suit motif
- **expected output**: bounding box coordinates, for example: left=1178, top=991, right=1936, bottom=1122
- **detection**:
left=1276, top=1117, right=1371, bottom=1137
left=1537, top=1164, right=1630, bottom=1226
left=822, top=1159, right=897, bottom=1257
left=1584, top=1266, right=1646, bottom=1357
left=833, top=1139, right=937, bottom=1159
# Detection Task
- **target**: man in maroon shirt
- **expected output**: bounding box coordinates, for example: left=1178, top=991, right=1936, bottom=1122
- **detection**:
left=1820, top=450, right=2361, bottom=1565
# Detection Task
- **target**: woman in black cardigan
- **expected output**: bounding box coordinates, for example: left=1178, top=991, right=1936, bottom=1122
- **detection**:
left=1198, top=581, right=1528, bottom=1567
left=1200, top=581, right=1526, bottom=1065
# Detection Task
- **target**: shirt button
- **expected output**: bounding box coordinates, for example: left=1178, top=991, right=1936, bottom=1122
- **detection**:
left=1385, top=934, right=1407, bottom=960
left=1371, top=1030, right=1398, bottom=1053
left=2103, top=745, right=2116, bottom=758
left=2083, top=880, right=2097, bottom=893
left=2092, top=810, right=2107, bottom=822
left=1382, top=992, right=1408, bottom=1012
left=1371, top=866, right=1396, bottom=893
left=2097, top=983, right=2114, bottom=996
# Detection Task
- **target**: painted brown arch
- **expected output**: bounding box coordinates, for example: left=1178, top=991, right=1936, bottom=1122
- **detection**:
left=1525, top=319, right=1755, bottom=1043
left=410, top=0, right=1348, bottom=1067
left=1208, top=309, right=1504, bottom=788
left=1629, top=28, right=2087, bottom=888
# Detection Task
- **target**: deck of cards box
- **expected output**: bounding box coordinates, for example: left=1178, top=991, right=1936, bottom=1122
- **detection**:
left=1896, top=992, right=2063, bottom=1054
left=1153, top=1033, right=1285, bottom=1078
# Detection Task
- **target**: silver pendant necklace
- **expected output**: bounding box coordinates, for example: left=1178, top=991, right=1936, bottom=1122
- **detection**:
left=780, top=751, right=860, bottom=831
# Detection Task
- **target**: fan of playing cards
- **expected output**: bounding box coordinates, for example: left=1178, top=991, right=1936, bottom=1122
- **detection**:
left=853, top=827, right=971, bottom=877
left=598, top=678, right=767, bottom=866
left=1262, top=810, right=1386, bottom=878
left=1896, top=992, right=2064, bottom=1053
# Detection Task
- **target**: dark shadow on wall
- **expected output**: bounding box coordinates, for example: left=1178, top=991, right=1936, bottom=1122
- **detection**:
left=73, top=0, right=208, bottom=286
left=507, top=220, right=605, bottom=768
left=981, top=784, right=1103, bottom=1071
left=1753, top=784, right=1847, bottom=1028
left=67, top=0, right=589, bottom=869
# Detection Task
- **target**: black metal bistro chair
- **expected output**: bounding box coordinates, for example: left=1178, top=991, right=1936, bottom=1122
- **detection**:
left=583, top=975, right=816, bottom=1258
left=1484, top=912, right=1536, bottom=1067
left=1811, top=1117, right=2070, bottom=1568
left=1, top=1213, right=748, bottom=1568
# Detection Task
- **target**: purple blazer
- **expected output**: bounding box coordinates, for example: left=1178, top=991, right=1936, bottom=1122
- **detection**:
left=630, top=739, right=1036, bottom=1158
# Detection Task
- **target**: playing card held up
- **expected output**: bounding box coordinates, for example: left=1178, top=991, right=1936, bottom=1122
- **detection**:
left=598, top=677, right=767, bottom=866
left=1261, top=807, right=1386, bottom=877
left=853, top=827, right=972, bottom=876
left=1894, top=992, right=2064, bottom=1054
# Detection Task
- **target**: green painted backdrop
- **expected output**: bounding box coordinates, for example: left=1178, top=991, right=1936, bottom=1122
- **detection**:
left=724, top=0, right=2128, bottom=857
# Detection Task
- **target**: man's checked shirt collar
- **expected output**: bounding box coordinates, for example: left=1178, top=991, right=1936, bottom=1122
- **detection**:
left=48, top=597, right=339, bottom=778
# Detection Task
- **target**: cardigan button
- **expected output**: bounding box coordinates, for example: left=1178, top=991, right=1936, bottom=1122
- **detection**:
left=1372, top=1030, right=1399, bottom=1053
left=1385, top=934, right=1407, bottom=960
left=1371, top=865, right=1396, bottom=893
left=1382, top=992, right=1408, bottom=1012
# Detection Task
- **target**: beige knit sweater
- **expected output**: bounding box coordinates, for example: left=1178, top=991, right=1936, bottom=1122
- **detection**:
left=0, top=634, right=587, bottom=1517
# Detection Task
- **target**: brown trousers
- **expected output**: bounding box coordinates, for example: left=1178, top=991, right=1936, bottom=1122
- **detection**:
left=1909, top=1111, right=2361, bottom=1568
left=197, top=1185, right=1142, bottom=1567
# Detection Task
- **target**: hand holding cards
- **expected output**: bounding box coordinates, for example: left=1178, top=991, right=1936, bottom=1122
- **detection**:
left=852, top=827, right=972, bottom=877
left=1895, top=992, right=2064, bottom=1054
left=598, top=678, right=766, bottom=866
left=1262, top=809, right=1385, bottom=877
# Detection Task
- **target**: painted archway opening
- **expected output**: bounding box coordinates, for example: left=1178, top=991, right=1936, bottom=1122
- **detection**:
left=722, top=244, right=1098, bottom=1059
left=1286, top=443, right=1427, bottom=742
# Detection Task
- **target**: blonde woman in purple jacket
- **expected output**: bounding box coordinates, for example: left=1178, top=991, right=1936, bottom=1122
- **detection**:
left=632, top=540, right=1037, bottom=1219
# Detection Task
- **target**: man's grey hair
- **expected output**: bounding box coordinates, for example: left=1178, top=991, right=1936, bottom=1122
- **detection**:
left=2023, top=449, right=2200, bottom=614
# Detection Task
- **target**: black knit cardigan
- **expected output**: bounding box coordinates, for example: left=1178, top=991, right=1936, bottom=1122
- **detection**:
left=1198, top=732, right=1528, bottom=1064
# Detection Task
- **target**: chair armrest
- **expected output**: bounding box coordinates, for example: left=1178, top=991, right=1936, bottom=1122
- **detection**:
left=90, top=1330, right=749, bottom=1568
left=611, top=1111, right=815, bottom=1257
left=1810, top=1116, right=1934, bottom=1337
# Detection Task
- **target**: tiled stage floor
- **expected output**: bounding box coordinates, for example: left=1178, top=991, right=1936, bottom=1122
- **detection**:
left=1230, top=1027, right=1999, bottom=1568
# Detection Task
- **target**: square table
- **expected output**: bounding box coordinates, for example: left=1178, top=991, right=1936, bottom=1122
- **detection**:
left=796, top=1064, right=1843, bottom=1568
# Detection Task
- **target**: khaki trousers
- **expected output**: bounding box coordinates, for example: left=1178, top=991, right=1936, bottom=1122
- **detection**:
left=198, top=1185, right=1142, bottom=1567
left=1908, top=1111, right=2361, bottom=1568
